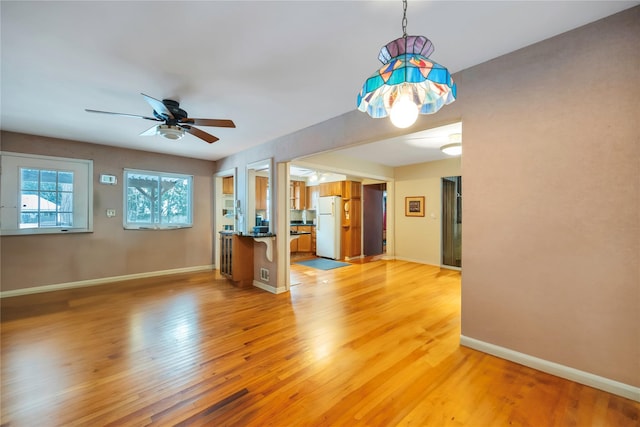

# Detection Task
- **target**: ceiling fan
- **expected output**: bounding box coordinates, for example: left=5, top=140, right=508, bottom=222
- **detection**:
left=85, top=93, right=235, bottom=143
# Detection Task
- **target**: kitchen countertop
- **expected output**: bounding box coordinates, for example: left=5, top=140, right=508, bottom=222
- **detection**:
left=219, top=231, right=276, bottom=237
left=290, top=222, right=315, bottom=226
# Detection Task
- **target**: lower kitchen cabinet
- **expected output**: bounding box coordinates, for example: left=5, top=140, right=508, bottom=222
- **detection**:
left=297, top=226, right=312, bottom=252
left=290, top=225, right=315, bottom=254
left=220, top=233, right=254, bottom=287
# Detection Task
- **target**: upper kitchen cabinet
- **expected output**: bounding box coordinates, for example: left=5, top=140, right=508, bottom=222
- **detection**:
left=256, top=176, right=269, bottom=211
left=222, top=176, right=234, bottom=194
left=319, top=181, right=343, bottom=197
left=290, top=181, right=306, bottom=209
left=307, top=185, right=319, bottom=210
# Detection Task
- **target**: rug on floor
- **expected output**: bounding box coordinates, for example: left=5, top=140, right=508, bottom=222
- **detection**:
left=295, top=258, right=351, bottom=270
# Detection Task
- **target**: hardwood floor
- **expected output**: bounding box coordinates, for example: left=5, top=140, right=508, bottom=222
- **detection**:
left=1, top=260, right=638, bottom=426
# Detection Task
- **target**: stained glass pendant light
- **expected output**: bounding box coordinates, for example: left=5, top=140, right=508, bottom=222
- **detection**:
left=357, top=0, right=457, bottom=128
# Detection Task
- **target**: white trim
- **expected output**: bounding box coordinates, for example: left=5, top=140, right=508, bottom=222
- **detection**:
left=1, top=151, right=93, bottom=235
left=253, top=280, right=287, bottom=294
left=0, top=265, right=214, bottom=298
left=460, top=335, right=640, bottom=402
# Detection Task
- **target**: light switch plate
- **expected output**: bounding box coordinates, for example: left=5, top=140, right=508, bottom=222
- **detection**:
left=100, top=174, right=117, bottom=185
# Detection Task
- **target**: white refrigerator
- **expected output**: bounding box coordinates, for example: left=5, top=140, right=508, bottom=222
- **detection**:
left=316, top=195, right=341, bottom=259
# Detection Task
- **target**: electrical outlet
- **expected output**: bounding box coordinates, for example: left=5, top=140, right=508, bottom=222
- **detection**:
left=106, top=209, right=116, bottom=218
left=260, top=268, right=269, bottom=281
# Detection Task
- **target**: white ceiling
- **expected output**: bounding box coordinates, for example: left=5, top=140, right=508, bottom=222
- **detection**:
left=1, top=1, right=636, bottom=166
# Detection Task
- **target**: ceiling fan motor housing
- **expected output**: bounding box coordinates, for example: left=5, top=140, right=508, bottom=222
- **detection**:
left=153, top=99, right=188, bottom=125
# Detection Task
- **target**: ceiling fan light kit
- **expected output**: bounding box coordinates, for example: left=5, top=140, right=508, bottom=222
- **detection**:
left=157, top=125, right=185, bottom=140
left=357, top=0, right=456, bottom=128
left=86, top=93, right=235, bottom=144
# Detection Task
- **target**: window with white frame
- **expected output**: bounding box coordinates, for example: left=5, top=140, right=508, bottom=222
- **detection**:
left=124, top=169, right=193, bottom=230
left=1, top=152, right=93, bottom=235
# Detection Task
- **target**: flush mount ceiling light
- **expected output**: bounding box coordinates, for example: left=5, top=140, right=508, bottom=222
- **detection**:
left=157, top=124, right=185, bottom=140
left=357, top=0, right=457, bottom=129
left=441, top=133, right=462, bottom=155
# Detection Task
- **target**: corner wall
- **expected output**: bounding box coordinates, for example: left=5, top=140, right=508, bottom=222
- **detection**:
left=1, top=132, right=215, bottom=293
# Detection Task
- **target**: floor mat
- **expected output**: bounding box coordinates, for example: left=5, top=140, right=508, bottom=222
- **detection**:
left=295, top=258, right=351, bottom=270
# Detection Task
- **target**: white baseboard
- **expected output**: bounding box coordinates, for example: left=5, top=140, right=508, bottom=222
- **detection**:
left=252, top=280, right=286, bottom=294
left=0, top=265, right=215, bottom=298
left=460, top=335, right=640, bottom=402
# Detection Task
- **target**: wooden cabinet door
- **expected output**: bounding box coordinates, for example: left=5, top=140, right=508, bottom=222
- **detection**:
left=297, top=226, right=312, bottom=252
left=296, top=182, right=306, bottom=209
left=307, top=185, right=319, bottom=209
left=320, top=181, right=343, bottom=197
left=222, top=176, right=234, bottom=194
left=256, top=176, right=268, bottom=210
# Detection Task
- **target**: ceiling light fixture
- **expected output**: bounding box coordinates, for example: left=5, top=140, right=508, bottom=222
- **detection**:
left=357, top=0, right=457, bottom=128
left=441, top=133, right=462, bottom=155
left=157, top=124, right=185, bottom=140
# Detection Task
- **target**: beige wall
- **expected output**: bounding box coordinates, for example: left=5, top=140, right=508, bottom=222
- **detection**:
left=1, top=132, right=215, bottom=292
left=394, top=158, right=461, bottom=266
left=458, top=9, right=639, bottom=386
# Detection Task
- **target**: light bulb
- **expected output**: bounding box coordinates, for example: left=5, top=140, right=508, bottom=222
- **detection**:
left=389, top=93, right=419, bottom=128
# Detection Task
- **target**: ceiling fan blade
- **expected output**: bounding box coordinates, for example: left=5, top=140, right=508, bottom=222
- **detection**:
left=85, top=109, right=160, bottom=121
left=182, top=125, right=219, bottom=144
left=139, top=125, right=159, bottom=136
left=141, top=93, right=173, bottom=119
left=182, top=118, right=236, bottom=128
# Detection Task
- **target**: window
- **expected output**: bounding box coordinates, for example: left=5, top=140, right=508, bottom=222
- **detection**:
left=1, top=152, right=93, bottom=235
left=124, top=169, right=193, bottom=230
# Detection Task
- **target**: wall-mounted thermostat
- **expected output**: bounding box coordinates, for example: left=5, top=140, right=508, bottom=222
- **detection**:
left=100, top=174, right=117, bottom=185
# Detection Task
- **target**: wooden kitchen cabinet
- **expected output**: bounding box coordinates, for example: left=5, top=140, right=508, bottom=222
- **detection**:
left=222, top=176, right=234, bottom=195
left=290, top=181, right=306, bottom=209
left=297, top=225, right=312, bottom=252
left=343, top=180, right=361, bottom=199
left=342, top=180, right=362, bottom=259
left=220, top=233, right=254, bottom=287
left=256, top=176, right=268, bottom=210
left=307, top=185, right=319, bottom=210
left=290, top=226, right=313, bottom=253
left=319, top=181, right=343, bottom=197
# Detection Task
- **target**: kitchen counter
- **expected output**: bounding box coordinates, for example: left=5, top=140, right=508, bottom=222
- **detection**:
left=290, top=222, right=315, bottom=227
left=219, top=231, right=275, bottom=238
left=290, top=230, right=311, bottom=236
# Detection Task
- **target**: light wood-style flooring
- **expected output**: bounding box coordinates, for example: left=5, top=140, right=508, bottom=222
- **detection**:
left=2, top=260, right=638, bottom=426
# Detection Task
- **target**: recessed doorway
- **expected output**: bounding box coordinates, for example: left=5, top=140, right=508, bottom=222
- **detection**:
left=442, top=176, right=462, bottom=268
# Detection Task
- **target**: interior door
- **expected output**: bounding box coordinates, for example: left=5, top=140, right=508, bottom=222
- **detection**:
left=363, top=184, right=385, bottom=256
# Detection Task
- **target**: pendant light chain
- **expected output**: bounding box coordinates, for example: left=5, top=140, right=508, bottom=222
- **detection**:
left=402, top=0, right=409, bottom=90
left=402, top=0, right=408, bottom=39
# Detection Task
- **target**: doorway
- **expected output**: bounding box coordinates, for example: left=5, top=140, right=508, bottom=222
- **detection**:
left=363, top=183, right=386, bottom=257
left=442, top=176, right=462, bottom=268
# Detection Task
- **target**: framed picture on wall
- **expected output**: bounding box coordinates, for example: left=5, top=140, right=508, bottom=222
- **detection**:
left=405, top=196, right=425, bottom=217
